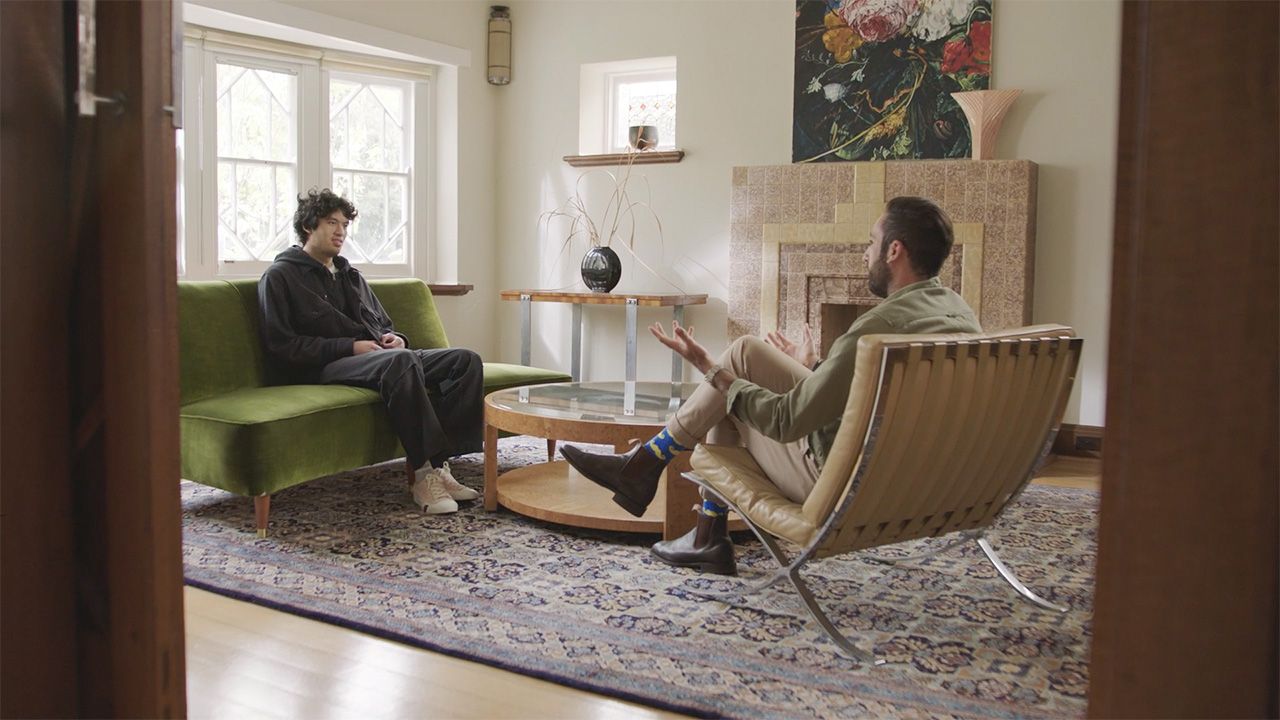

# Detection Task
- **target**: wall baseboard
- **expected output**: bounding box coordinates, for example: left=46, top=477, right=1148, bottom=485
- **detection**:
left=1054, top=423, right=1104, bottom=457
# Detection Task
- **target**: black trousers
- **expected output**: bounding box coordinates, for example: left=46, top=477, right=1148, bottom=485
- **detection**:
left=319, top=348, right=484, bottom=470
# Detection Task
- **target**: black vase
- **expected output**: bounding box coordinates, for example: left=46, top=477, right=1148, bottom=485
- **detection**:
left=580, top=246, right=622, bottom=293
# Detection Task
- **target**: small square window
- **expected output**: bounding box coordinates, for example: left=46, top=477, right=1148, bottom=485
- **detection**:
left=607, top=70, right=676, bottom=152
left=579, top=56, right=676, bottom=156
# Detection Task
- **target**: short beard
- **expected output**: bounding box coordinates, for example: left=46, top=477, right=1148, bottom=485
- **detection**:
left=868, top=255, right=890, bottom=298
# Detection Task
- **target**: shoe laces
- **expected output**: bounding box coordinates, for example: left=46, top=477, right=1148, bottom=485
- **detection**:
left=434, top=462, right=469, bottom=494
left=413, top=469, right=453, bottom=505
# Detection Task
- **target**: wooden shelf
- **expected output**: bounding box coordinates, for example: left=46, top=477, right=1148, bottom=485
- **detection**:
left=563, top=150, right=684, bottom=168
left=427, top=283, right=473, bottom=296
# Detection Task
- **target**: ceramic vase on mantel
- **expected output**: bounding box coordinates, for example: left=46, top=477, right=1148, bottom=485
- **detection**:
left=952, top=89, right=1022, bottom=160
left=580, top=245, right=622, bottom=293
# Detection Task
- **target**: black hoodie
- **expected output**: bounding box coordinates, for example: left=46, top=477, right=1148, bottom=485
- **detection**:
left=257, top=246, right=407, bottom=380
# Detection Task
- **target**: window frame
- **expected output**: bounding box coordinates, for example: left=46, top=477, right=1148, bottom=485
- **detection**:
left=604, top=67, right=678, bottom=153
left=325, top=70, right=416, bottom=275
left=577, top=56, right=677, bottom=157
left=207, top=48, right=314, bottom=280
left=179, top=35, right=429, bottom=280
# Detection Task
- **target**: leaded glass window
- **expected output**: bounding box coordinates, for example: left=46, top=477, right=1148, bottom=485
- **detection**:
left=180, top=34, right=430, bottom=280
left=613, top=78, right=677, bottom=152
left=329, top=76, right=410, bottom=265
left=214, top=61, right=297, bottom=263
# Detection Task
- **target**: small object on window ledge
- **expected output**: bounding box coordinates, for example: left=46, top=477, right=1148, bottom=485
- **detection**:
left=563, top=150, right=684, bottom=167
left=628, top=125, right=659, bottom=151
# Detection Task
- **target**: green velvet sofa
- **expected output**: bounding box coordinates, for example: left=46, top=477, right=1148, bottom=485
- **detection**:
left=178, top=278, right=570, bottom=534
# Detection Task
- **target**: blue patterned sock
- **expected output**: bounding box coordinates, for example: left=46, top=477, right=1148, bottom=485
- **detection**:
left=700, top=499, right=728, bottom=516
left=643, top=428, right=689, bottom=462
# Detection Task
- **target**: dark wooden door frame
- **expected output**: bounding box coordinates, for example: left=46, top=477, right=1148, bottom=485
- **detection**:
left=1, top=1, right=186, bottom=716
left=89, top=1, right=187, bottom=713
left=1, top=2, right=79, bottom=713
left=1089, top=1, right=1278, bottom=716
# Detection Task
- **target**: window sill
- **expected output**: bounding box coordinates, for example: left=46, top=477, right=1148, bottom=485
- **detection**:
left=563, top=150, right=684, bottom=168
left=428, top=283, right=473, bottom=296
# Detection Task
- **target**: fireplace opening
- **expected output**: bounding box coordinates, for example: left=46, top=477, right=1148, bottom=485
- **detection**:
left=819, top=302, right=877, bottom=358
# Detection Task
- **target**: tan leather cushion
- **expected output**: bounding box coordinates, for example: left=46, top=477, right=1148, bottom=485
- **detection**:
left=691, top=444, right=817, bottom=545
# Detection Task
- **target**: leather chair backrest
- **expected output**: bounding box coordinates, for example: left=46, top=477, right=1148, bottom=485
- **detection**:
left=801, top=325, right=1081, bottom=557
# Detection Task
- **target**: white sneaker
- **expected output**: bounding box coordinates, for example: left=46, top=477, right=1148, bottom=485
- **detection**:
left=435, top=462, right=480, bottom=501
left=411, top=468, right=459, bottom=515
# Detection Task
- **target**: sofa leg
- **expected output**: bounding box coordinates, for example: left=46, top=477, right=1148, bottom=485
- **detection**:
left=546, top=439, right=556, bottom=462
left=405, top=459, right=415, bottom=485
left=254, top=494, right=270, bottom=537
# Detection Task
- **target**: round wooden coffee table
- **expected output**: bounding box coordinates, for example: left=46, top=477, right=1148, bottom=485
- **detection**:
left=483, top=381, right=742, bottom=540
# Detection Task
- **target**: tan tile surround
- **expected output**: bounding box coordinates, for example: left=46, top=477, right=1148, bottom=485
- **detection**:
left=730, top=160, right=1037, bottom=345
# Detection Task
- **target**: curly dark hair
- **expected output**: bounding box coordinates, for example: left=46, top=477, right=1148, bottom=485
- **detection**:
left=880, top=196, right=954, bottom=278
left=293, top=188, right=358, bottom=244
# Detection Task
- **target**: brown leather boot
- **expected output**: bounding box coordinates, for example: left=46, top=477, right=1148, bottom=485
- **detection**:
left=560, top=444, right=666, bottom=517
left=651, top=509, right=736, bottom=575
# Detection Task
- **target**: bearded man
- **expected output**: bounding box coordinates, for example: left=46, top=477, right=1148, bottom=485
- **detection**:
left=561, top=196, right=981, bottom=575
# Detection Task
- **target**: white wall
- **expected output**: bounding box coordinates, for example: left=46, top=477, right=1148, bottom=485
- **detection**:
left=284, top=0, right=1120, bottom=426
left=994, top=0, right=1121, bottom=426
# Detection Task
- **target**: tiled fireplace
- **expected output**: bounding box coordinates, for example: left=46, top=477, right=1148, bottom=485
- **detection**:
left=729, top=161, right=1038, bottom=349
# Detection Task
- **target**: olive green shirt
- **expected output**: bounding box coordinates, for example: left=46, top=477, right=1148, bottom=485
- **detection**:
left=724, top=277, right=981, bottom=469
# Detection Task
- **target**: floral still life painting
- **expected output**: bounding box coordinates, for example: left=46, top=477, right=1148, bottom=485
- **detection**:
left=793, top=0, right=992, bottom=162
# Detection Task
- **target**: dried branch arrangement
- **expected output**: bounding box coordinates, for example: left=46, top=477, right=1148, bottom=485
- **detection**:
left=538, top=151, right=669, bottom=285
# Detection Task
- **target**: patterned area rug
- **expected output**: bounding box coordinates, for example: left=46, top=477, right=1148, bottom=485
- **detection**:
left=183, top=437, right=1096, bottom=719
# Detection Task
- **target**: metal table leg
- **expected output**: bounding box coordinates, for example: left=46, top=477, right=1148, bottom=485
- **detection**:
left=625, top=297, right=638, bottom=382
left=571, top=302, right=582, bottom=382
left=519, top=294, right=531, bottom=366
left=671, top=305, right=685, bottom=383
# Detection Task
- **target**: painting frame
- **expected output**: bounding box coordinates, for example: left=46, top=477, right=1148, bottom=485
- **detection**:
left=792, top=0, right=993, bottom=163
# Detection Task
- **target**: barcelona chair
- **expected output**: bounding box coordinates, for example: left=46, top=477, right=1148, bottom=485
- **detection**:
left=682, top=325, right=1083, bottom=663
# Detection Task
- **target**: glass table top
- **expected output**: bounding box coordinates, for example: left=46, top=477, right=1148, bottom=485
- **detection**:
left=487, top=381, right=699, bottom=424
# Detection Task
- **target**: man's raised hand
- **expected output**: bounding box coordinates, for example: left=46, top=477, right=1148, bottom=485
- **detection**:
left=765, top=322, right=819, bottom=369
left=649, top=320, right=713, bottom=372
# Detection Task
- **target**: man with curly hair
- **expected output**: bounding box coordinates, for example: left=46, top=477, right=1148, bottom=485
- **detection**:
left=258, top=188, right=483, bottom=515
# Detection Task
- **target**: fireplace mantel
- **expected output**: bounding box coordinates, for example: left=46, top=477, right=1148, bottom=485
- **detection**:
left=728, top=160, right=1037, bottom=345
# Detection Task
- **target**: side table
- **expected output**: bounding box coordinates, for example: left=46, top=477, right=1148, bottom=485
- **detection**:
left=500, top=290, right=707, bottom=383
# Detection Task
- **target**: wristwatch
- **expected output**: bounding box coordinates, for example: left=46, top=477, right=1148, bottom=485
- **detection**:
left=703, top=364, right=725, bottom=385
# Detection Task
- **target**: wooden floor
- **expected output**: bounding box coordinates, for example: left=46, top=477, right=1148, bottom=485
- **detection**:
left=1033, top=454, right=1102, bottom=491
left=185, top=456, right=1100, bottom=719
left=185, top=585, right=684, bottom=719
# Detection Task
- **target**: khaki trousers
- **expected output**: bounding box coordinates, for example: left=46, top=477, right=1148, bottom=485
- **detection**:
left=667, top=336, right=821, bottom=503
